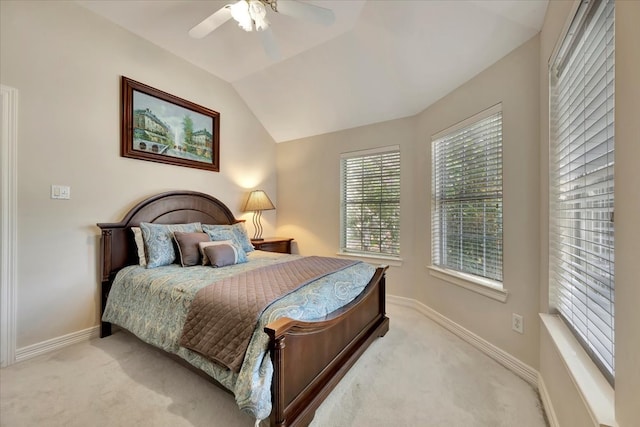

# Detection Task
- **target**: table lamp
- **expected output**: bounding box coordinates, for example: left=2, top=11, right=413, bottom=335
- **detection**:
left=243, top=190, right=275, bottom=240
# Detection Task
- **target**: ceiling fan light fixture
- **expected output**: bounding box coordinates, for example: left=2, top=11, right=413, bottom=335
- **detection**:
left=250, top=1, right=269, bottom=31
left=228, top=0, right=270, bottom=32
left=228, top=1, right=253, bottom=31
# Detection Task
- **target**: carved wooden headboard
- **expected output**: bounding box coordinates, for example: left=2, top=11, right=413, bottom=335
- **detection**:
left=96, top=190, right=240, bottom=336
left=97, top=190, right=239, bottom=282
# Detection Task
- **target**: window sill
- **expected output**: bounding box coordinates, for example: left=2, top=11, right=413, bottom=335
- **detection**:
left=336, top=251, right=403, bottom=267
left=539, top=314, right=617, bottom=427
left=427, top=266, right=508, bottom=303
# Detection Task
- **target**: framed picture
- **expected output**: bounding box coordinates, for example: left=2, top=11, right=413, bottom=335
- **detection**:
left=121, top=76, right=220, bottom=172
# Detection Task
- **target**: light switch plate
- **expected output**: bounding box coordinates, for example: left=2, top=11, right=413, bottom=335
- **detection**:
left=51, top=185, right=71, bottom=200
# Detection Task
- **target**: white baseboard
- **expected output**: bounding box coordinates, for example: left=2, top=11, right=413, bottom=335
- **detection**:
left=538, top=373, right=559, bottom=427
left=15, top=326, right=100, bottom=363
left=387, top=294, right=538, bottom=387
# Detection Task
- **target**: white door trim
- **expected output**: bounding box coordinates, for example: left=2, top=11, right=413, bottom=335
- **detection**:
left=1, top=84, right=18, bottom=368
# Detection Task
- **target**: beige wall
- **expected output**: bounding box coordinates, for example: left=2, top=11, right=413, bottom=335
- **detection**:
left=0, top=1, right=276, bottom=348
left=278, top=2, right=640, bottom=423
left=277, top=116, right=418, bottom=297
left=538, top=1, right=640, bottom=425
left=278, top=35, right=541, bottom=368
left=414, top=35, right=541, bottom=369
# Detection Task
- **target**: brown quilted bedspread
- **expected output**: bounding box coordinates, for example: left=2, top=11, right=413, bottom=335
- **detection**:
left=179, top=256, right=358, bottom=372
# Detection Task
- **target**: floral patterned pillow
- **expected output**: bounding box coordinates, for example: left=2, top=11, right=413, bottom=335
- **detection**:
left=202, top=223, right=254, bottom=253
left=140, top=222, right=202, bottom=268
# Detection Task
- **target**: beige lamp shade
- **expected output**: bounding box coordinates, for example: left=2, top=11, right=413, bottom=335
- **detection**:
left=243, top=190, right=275, bottom=212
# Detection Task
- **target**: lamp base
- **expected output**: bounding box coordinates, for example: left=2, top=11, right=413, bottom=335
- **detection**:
left=252, top=210, right=265, bottom=241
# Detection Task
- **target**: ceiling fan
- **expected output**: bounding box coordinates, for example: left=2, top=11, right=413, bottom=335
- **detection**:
left=188, top=0, right=336, bottom=59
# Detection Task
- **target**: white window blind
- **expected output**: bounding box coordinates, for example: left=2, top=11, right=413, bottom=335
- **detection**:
left=340, top=146, right=400, bottom=257
left=431, top=105, right=503, bottom=283
left=549, top=0, right=615, bottom=382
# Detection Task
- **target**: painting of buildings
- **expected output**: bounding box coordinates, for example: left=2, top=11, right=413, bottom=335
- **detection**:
left=132, top=89, right=214, bottom=163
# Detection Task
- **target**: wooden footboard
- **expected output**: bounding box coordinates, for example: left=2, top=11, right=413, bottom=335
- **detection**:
left=265, top=266, right=389, bottom=427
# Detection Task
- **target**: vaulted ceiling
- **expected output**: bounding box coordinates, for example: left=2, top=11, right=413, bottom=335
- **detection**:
left=77, top=0, right=548, bottom=142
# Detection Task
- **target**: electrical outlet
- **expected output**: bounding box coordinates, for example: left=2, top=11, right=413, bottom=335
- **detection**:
left=512, top=313, right=524, bottom=334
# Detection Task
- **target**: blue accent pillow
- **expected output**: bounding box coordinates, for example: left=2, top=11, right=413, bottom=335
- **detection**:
left=140, top=222, right=202, bottom=268
left=202, top=223, right=254, bottom=253
left=231, top=222, right=255, bottom=253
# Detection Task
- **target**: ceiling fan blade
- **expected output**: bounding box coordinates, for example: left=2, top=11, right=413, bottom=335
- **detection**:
left=276, top=0, right=336, bottom=27
left=189, top=7, right=232, bottom=39
left=259, top=28, right=281, bottom=60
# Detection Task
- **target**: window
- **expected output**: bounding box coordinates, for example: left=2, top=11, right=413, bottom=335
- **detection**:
left=549, top=0, right=615, bottom=383
left=431, top=105, right=503, bottom=284
left=340, top=146, right=400, bottom=257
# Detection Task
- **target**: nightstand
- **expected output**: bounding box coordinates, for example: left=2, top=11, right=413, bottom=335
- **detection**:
left=251, top=237, right=294, bottom=254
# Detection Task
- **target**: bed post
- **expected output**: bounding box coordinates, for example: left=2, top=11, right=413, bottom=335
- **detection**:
left=378, top=271, right=387, bottom=334
left=100, top=229, right=113, bottom=338
left=270, top=336, right=287, bottom=427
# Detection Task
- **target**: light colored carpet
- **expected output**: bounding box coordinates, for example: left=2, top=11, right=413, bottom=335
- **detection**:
left=0, top=304, right=547, bottom=427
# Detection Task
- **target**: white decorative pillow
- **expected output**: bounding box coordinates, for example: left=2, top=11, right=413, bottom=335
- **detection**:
left=131, top=227, right=147, bottom=267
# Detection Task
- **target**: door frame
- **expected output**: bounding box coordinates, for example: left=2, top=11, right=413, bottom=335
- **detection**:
left=1, top=84, right=18, bottom=367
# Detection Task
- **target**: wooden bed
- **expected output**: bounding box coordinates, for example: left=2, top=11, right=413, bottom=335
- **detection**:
left=97, top=190, right=390, bottom=427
